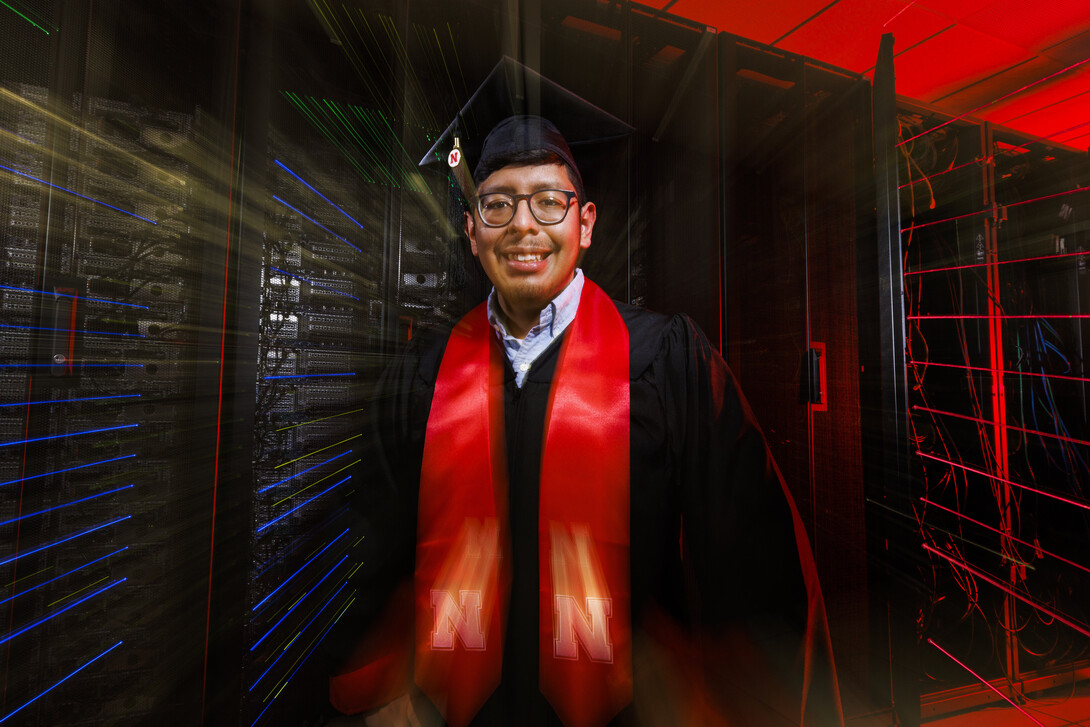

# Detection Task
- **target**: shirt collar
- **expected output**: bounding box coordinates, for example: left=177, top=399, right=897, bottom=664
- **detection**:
left=487, top=268, right=584, bottom=340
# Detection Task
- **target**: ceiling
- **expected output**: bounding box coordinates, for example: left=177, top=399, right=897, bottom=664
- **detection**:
left=650, top=0, right=1090, bottom=150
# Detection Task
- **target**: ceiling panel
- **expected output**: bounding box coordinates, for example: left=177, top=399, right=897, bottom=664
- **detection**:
left=894, top=24, right=1029, bottom=101
left=982, top=66, right=1090, bottom=123
left=916, top=0, right=1002, bottom=22
left=651, top=0, right=1090, bottom=148
left=960, top=0, right=1090, bottom=52
left=662, top=0, right=830, bottom=45
left=776, top=0, right=953, bottom=74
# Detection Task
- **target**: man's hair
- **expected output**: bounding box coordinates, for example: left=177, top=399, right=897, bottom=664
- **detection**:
left=473, top=149, right=587, bottom=206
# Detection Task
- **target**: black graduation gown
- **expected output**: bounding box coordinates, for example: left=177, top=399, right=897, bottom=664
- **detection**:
left=334, top=300, right=843, bottom=726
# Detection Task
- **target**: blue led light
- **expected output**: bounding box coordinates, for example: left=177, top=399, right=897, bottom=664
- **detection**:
left=249, top=579, right=352, bottom=694
left=250, top=589, right=354, bottom=726
left=262, top=372, right=356, bottom=380
left=268, top=266, right=359, bottom=300
left=0, top=578, right=125, bottom=647
left=272, top=195, right=361, bottom=252
left=0, top=422, right=138, bottom=449
left=250, top=554, right=348, bottom=652
left=0, top=640, right=123, bottom=724
left=0, top=484, right=133, bottom=527
left=0, top=394, right=140, bottom=409
left=255, top=476, right=350, bottom=534
left=257, top=450, right=351, bottom=494
left=0, top=324, right=144, bottom=338
left=0, top=161, right=157, bottom=224
left=252, top=505, right=350, bottom=580
left=274, top=160, right=366, bottom=231
left=0, top=453, right=136, bottom=487
left=0, top=547, right=127, bottom=607
left=0, top=516, right=130, bottom=568
left=0, top=284, right=149, bottom=310
left=251, top=528, right=349, bottom=613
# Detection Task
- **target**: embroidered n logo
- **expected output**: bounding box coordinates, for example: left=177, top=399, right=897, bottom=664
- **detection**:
left=430, top=589, right=486, bottom=650
left=549, top=523, right=615, bottom=663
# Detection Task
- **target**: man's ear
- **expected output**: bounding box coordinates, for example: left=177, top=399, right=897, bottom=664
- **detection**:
left=578, top=201, right=596, bottom=250
left=464, top=211, right=479, bottom=257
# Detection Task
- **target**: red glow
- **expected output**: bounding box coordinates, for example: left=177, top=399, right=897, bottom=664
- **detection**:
left=921, top=497, right=1090, bottom=577
left=913, top=404, right=1090, bottom=449
left=908, top=359, right=1090, bottom=386
left=897, top=55, right=1090, bottom=147
left=904, top=247, right=1090, bottom=277
left=923, top=543, right=1090, bottom=640
left=909, top=313, right=1090, bottom=320
left=926, top=638, right=1047, bottom=726
left=915, top=450, right=1090, bottom=513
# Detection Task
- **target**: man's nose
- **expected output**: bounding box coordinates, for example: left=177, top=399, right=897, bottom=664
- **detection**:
left=508, top=197, right=539, bottom=229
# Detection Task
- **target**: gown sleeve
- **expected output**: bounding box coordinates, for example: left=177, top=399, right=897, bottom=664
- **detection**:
left=663, top=314, right=844, bottom=727
left=327, top=329, right=444, bottom=715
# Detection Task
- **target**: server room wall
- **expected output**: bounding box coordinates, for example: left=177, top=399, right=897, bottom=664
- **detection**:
left=2, top=2, right=1086, bottom=727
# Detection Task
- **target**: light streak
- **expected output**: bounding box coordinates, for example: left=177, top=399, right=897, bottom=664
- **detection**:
left=0, top=641, right=123, bottom=724
left=0, top=161, right=157, bottom=224
left=272, top=195, right=361, bottom=252
left=921, top=498, right=1090, bottom=576
left=0, top=578, right=126, bottom=647
left=0, top=547, right=127, bottom=607
left=0, top=0, right=52, bottom=35
left=251, top=528, right=349, bottom=613
left=257, top=450, right=351, bottom=494
left=926, top=638, right=1046, bottom=726
left=0, top=395, right=139, bottom=409
left=249, top=580, right=353, bottom=694
left=915, top=450, right=1090, bottom=512
left=898, top=56, right=1090, bottom=147
left=253, top=590, right=354, bottom=724
left=273, top=460, right=358, bottom=507
left=910, top=313, right=1090, bottom=320
left=263, top=372, right=356, bottom=380
left=256, top=476, right=350, bottom=534
left=902, top=184, right=1090, bottom=232
left=0, top=364, right=144, bottom=368
left=0, top=283, right=148, bottom=309
left=0, top=323, right=144, bottom=338
left=273, top=160, right=365, bottom=230
left=914, top=404, right=1090, bottom=448
left=275, top=407, right=365, bottom=432
left=249, top=555, right=348, bottom=651
left=0, top=453, right=136, bottom=487
left=252, top=505, right=350, bottom=580
left=899, top=158, right=984, bottom=189
left=0, top=485, right=133, bottom=527
left=0, top=423, right=138, bottom=449
left=923, top=543, right=1090, bottom=640
left=273, top=434, right=361, bottom=470
left=268, top=266, right=359, bottom=301
left=0, top=516, right=130, bottom=567
left=905, top=248, right=1090, bottom=277
left=908, top=359, right=1090, bottom=386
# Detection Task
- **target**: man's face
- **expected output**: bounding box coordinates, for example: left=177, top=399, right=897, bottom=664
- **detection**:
left=465, top=161, right=595, bottom=317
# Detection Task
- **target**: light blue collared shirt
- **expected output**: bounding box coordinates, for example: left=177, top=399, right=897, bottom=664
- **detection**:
left=487, top=269, right=584, bottom=387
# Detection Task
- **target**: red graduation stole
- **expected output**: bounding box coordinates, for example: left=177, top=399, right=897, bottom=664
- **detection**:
left=416, top=280, right=632, bottom=727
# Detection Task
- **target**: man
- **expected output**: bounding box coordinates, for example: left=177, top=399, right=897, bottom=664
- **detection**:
left=329, top=62, right=842, bottom=727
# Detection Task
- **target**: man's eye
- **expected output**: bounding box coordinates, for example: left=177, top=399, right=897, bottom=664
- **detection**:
left=482, top=197, right=511, bottom=210
left=536, top=194, right=564, bottom=207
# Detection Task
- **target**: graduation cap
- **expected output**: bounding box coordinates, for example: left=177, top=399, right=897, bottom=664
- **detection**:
left=419, top=56, right=633, bottom=205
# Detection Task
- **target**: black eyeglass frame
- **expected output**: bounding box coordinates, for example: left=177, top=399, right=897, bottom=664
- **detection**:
left=474, top=189, right=579, bottom=228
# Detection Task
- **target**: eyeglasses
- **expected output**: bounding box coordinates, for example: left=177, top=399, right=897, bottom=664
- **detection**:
left=476, top=189, right=578, bottom=227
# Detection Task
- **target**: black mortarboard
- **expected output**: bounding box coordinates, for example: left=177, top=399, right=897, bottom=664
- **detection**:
left=419, top=56, right=633, bottom=204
